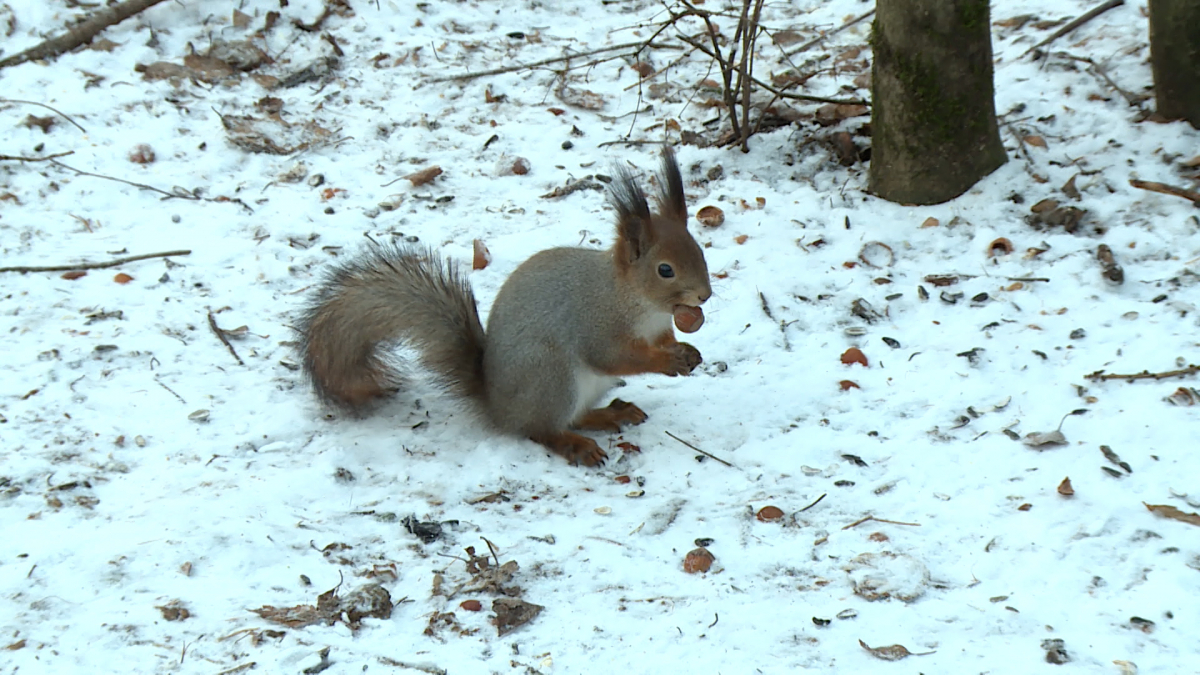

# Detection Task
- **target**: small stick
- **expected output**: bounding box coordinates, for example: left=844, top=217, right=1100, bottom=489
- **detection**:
left=424, top=40, right=663, bottom=84
left=1020, top=0, right=1125, bottom=59
left=49, top=159, right=254, bottom=212
left=156, top=378, right=187, bottom=404
left=0, top=99, right=87, bottom=133
left=664, top=431, right=733, bottom=467
left=207, top=310, right=245, bottom=367
left=0, top=0, right=170, bottom=69
left=798, top=493, right=827, bottom=513
left=1085, top=364, right=1199, bottom=381
left=841, top=515, right=921, bottom=530
left=1129, top=179, right=1200, bottom=206
left=0, top=151, right=76, bottom=162
left=215, top=663, right=258, bottom=675
left=1006, top=277, right=1050, bottom=282
left=785, top=9, right=875, bottom=57
left=0, top=249, right=190, bottom=273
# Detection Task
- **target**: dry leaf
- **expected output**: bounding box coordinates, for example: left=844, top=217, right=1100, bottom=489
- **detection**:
left=1030, top=198, right=1059, bottom=213
left=61, top=271, right=87, bottom=280
left=920, top=217, right=939, bottom=228
left=1024, top=430, right=1067, bottom=447
left=113, top=273, right=133, bottom=284
left=631, top=61, right=655, bottom=78
left=859, top=640, right=934, bottom=661
left=1057, top=477, right=1074, bottom=496
left=734, top=234, right=748, bottom=245
left=1018, top=503, right=1032, bottom=511
left=404, top=166, right=442, bottom=187
left=492, top=598, right=543, bottom=636
left=1023, top=135, right=1048, bottom=149
left=1143, top=503, right=1200, bottom=527
left=839, top=380, right=860, bottom=391
left=1062, top=174, right=1080, bottom=200
left=841, top=348, right=868, bottom=367
left=472, top=239, right=491, bottom=270
left=555, top=84, right=606, bottom=111
left=4, top=640, right=27, bottom=651
left=460, top=600, right=482, bottom=611
left=232, top=8, right=252, bottom=28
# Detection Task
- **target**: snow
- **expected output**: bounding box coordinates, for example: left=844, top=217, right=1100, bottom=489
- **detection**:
left=2, top=0, right=1198, bottom=673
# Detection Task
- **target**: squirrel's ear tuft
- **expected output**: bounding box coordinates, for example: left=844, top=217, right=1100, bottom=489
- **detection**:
left=609, top=166, right=653, bottom=261
left=654, top=146, right=686, bottom=224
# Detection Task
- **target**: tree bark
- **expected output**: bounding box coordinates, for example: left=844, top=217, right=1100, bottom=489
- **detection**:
left=868, top=0, right=1007, bottom=205
left=1148, top=0, right=1200, bottom=128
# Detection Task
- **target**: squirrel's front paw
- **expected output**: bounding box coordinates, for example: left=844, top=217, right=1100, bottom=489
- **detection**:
left=664, top=342, right=702, bottom=376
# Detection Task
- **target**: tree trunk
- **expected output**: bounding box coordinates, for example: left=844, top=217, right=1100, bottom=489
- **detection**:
left=1148, top=0, right=1200, bottom=128
left=868, top=0, right=1007, bottom=205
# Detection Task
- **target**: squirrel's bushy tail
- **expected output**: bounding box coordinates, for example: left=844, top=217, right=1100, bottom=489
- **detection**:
left=297, top=244, right=486, bottom=411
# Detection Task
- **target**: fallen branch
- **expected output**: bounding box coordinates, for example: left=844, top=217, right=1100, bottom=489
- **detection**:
left=0, top=99, right=88, bottom=133
left=784, top=9, right=875, bottom=57
left=0, top=249, right=191, bottom=274
left=0, top=0, right=170, bottom=70
left=0, top=151, right=75, bottom=162
left=1085, top=364, right=1200, bottom=382
left=664, top=430, right=734, bottom=467
left=207, top=310, right=246, bottom=367
left=48, top=159, right=254, bottom=212
left=424, top=40, right=667, bottom=84
left=1021, top=0, right=1125, bottom=59
left=841, top=515, right=921, bottom=530
left=1129, top=179, right=1200, bottom=206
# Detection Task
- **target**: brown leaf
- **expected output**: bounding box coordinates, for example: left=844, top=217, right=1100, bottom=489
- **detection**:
left=61, top=271, right=87, bottom=280
left=1182, top=155, right=1200, bottom=168
left=923, top=274, right=959, bottom=287
left=839, top=380, right=860, bottom=391
left=157, top=601, right=191, bottom=621
left=631, top=61, right=655, bottom=78
left=472, top=239, right=491, bottom=270
left=232, top=9, right=252, bottom=28
left=404, top=166, right=442, bottom=187
left=90, top=38, right=121, bottom=52
left=1018, top=503, right=1032, bottom=511
left=1144, top=503, right=1200, bottom=526
left=1057, top=477, right=1074, bottom=496
left=4, top=640, right=26, bottom=651
left=920, top=217, right=939, bottom=228
left=841, top=348, right=868, bottom=367
left=816, top=103, right=869, bottom=125
left=860, top=640, right=933, bottom=661
left=1031, top=198, right=1060, bottom=214
left=771, top=29, right=804, bottom=47
left=988, top=237, right=1014, bottom=257
left=555, top=84, right=606, bottom=111
left=1023, top=135, right=1048, bottom=149
left=734, top=234, right=749, bottom=245
left=460, top=600, right=482, bottom=612
left=1062, top=174, right=1080, bottom=200
left=113, top=273, right=134, bottom=284
left=492, top=597, right=543, bottom=636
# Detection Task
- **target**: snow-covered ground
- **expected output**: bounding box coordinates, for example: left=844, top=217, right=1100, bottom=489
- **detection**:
left=2, top=0, right=1198, bottom=672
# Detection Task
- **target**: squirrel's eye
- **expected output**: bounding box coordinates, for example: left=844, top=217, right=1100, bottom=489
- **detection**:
left=658, top=263, right=675, bottom=279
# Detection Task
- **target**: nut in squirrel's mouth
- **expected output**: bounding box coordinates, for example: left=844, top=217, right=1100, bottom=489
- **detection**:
left=672, top=304, right=705, bottom=334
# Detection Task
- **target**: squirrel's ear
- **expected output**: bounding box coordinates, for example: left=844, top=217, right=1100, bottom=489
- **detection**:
left=654, top=146, right=687, bottom=224
left=609, top=166, right=654, bottom=262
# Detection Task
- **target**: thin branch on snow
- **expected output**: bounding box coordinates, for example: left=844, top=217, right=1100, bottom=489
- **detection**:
left=1085, top=365, right=1200, bottom=382
left=0, top=99, right=88, bottom=133
left=0, top=250, right=191, bottom=274
left=0, top=0, right=170, bottom=70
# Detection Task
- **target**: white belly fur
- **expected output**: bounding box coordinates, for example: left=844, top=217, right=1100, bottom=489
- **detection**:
left=571, top=366, right=617, bottom=422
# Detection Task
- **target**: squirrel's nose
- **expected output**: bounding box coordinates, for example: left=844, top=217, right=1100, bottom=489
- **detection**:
left=698, top=290, right=712, bottom=304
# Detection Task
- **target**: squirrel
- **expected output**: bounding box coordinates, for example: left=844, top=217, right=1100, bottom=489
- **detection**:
left=296, top=146, right=712, bottom=466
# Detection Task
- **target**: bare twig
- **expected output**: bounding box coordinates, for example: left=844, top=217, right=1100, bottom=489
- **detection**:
left=1129, top=179, right=1200, bottom=206
left=0, top=150, right=75, bottom=162
left=680, top=36, right=868, bottom=105
left=424, top=40, right=666, bottom=84
left=48, top=159, right=254, bottom=212
left=207, top=310, right=246, bottom=367
left=664, top=431, right=734, bottom=467
left=0, top=249, right=190, bottom=274
left=798, top=493, right=827, bottom=513
left=0, top=0, right=170, bottom=70
left=785, top=10, right=875, bottom=57
left=1020, top=0, right=1125, bottom=59
left=842, top=515, right=921, bottom=530
left=0, top=100, right=88, bottom=133
left=1085, top=364, right=1200, bottom=382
